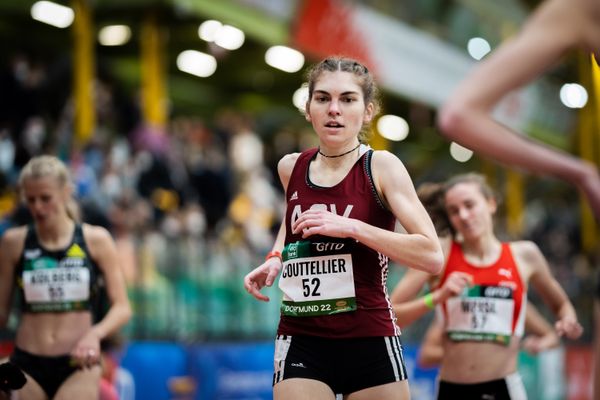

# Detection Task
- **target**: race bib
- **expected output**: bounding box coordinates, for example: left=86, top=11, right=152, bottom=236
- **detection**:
left=279, top=240, right=356, bottom=317
left=445, top=285, right=515, bottom=345
left=23, top=256, right=90, bottom=312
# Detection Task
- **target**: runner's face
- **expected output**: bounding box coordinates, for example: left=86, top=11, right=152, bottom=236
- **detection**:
left=444, top=182, right=496, bottom=241
left=22, top=177, right=69, bottom=226
left=306, top=71, right=373, bottom=146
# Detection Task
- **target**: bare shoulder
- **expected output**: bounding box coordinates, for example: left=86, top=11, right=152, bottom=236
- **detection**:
left=82, top=224, right=114, bottom=247
left=278, top=152, right=300, bottom=173
left=277, top=152, right=301, bottom=188
left=370, top=150, right=412, bottom=190
left=82, top=224, right=117, bottom=268
left=0, top=226, right=28, bottom=264
left=371, top=150, right=408, bottom=178
left=509, top=240, right=544, bottom=264
left=371, top=149, right=403, bottom=167
left=1, top=225, right=28, bottom=245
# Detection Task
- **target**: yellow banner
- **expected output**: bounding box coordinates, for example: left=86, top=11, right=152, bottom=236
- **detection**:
left=141, top=12, right=167, bottom=128
left=505, top=170, right=524, bottom=237
left=577, top=53, right=600, bottom=251
left=72, top=0, right=95, bottom=145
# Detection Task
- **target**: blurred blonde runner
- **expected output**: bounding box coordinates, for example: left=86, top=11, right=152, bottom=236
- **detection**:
left=0, top=155, right=131, bottom=400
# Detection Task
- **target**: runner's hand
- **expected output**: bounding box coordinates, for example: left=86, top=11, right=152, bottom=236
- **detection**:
left=70, top=330, right=101, bottom=369
left=555, top=316, right=583, bottom=340
left=521, top=332, right=559, bottom=354
left=438, top=271, right=472, bottom=302
left=292, top=209, right=356, bottom=239
left=244, top=258, right=282, bottom=302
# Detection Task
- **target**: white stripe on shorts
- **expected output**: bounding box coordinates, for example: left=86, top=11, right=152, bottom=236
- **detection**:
left=505, top=372, right=527, bottom=400
left=384, top=336, right=406, bottom=381
left=273, top=335, right=292, bottom=385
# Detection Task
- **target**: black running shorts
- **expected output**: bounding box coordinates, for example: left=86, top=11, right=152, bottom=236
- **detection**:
left=273, top=334, right=407, bottom=395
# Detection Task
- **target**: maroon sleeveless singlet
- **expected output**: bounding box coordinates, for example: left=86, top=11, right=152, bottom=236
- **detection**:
left=277, top=148, right=401, bottom=338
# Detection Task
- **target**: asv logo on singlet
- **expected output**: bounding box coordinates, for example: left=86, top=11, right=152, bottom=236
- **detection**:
left=290, top=204, right=354, bottom=226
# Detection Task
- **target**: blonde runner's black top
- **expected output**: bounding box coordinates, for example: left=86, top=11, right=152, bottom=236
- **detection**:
left=16, top=224, right=102, bottom=313
left=277, top=147, right=400, bottom=338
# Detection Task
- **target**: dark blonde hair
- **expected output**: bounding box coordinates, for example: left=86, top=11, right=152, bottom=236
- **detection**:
left=305, top=56, right=381, bottom=142
left=418, top=173, right=498, bottom=238
left=416, top=182, right=450, bottom=237
left=18, top=155, right=81, bottom=222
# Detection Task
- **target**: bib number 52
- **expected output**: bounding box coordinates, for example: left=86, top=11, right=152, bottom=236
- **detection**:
left=302, top=278, right=321, bottom=297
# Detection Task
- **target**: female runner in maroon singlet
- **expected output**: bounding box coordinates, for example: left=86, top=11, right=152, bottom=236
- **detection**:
left=244, top=57, right=444, bottom=400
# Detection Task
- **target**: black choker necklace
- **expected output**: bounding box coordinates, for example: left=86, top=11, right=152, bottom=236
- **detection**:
left=318, top=143, right=361, bottom=158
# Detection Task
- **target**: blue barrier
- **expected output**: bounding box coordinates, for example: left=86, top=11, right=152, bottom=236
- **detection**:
left=120, top=341, right=189, bottom=400
left=120, top=341, right=439, bottom=400
left=189, top=341, right=274, bottom=400
left=118, top=341, right=562, bottom=400
left=403, top=345, right=439, bottom=399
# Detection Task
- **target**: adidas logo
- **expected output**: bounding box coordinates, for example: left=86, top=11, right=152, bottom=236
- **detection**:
left=290, top=191, right=298, bottom=201
left=290, top=362, right=306, bottom=368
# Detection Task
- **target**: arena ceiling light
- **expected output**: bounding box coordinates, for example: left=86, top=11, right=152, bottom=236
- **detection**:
left=467, top=37, right=491, bottom=60
left=265, top=46, right=305, bottom=73
left=214, top=25, right=245, bottom=50
left=292, top=85, right=309, bottom=112
left=177, top=50, right=217, bottom=78
left=198, top=20, right=222, bottom=42
left=198, top=20, right=245, bottom=51
left=98, top=25, right=131, bottom=46
left=376, top=115, right=409, bottom=141
left=31, top=1, right=74, bottom=28
left=449, top=142, right=473, bottom=162
left=560, top=83, right=588, bottom=109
